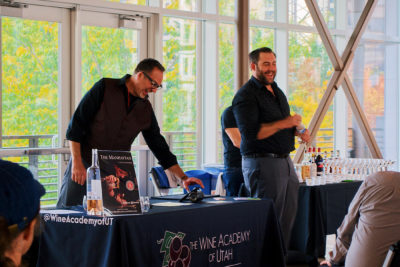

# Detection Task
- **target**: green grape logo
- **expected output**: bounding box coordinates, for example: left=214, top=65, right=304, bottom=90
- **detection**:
left=159, top=231, right=192, bottom=267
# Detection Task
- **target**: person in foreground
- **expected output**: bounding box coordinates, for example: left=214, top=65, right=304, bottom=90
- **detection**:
left=320, top=171, right=400, bottom=267
left=57, top=58, right=203, bottom=208
left=232, top=47, right=310, bottom=247
left=0, top=159, right=46, bottom=267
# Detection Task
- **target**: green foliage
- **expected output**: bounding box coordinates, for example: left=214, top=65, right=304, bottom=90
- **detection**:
left=162, top=17, right=196, bottom=132
left=218, top=23, right=235, bottom=117
left=218, top=25, right=274, bottom=118
left=2, top=18, right=58, bottom=137
left=219, top=0, right=234, bottom=16
left=288, top=31, right=334, bottom=150
left=163, top=0, right=195, bottom=11
left=81, top=26, right=138, bottom=95
left=250, top=0, right=275, bottom=21
left=250, top=27, right=274, bottom=55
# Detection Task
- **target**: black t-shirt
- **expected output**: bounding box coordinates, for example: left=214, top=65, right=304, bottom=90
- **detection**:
left=221, top=106, right=242, bottom=168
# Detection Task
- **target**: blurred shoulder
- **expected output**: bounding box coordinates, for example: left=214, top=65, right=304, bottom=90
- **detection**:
left=365, top=171, right=400, bottom=187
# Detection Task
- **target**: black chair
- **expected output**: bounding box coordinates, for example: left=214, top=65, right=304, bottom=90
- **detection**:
left=383, top=241, right=400, bottom=267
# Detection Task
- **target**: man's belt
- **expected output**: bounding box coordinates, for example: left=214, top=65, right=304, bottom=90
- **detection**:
left=243, top=153, right=289, bottom=159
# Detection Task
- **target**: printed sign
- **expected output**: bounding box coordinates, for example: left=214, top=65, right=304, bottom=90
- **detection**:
left=98, top=150, right=141, bottom=214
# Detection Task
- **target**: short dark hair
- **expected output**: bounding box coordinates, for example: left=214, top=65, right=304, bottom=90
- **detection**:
left=134, top=58, right=165, bottom=74
left=249, top=47, right=276, bottom=65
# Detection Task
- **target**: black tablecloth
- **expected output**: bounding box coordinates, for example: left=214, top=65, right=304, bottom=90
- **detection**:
left=290, top=181, right=362, bottom=258
left=38, top=198, right=285, bottom=267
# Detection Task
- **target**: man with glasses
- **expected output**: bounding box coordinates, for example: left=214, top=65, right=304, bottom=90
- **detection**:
left=57, top=58, right=203, bottom=208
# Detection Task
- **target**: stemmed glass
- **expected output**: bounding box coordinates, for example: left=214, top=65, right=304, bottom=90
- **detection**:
left=361, top=159, right=369, bottom=180
left=324, top=158, right=333, bottom=183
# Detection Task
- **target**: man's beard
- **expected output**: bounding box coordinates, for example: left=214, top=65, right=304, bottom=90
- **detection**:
left=255, top=66, right=276, bottom=85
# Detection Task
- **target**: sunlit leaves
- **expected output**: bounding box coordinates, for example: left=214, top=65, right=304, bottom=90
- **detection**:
left=288, top=31, right=333, bottom=150
left=81, top=26, right=138, bottom=95
left=218, top=23, right=235, bottom=117
left=162, top=17, right=196, bottom=132
left=2, top=17, right=58, bottom=137
left=219, top=0, right=234, bottom=16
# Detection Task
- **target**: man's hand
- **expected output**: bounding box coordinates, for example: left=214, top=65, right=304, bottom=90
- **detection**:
left=284, top=114, right=302, bottom=128
left=319, top=260, right=332, bottom=267
left=182, top=177, right=205, bottom=191
left=299, top=129, right=311, bottom=144
left=71, top=160, right=87, bottom=185
left=320, top=251, right=333, bottom=266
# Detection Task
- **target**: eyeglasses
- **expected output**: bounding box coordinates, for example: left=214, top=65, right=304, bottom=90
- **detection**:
left=142, top=72, right=163, bottom=90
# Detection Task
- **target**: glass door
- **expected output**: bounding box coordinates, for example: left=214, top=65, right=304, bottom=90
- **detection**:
left=78, top=9, right=148, bottom=176
left=79, top=10, right=147, bottom=96
left=0, top=4, right=69, bottom=206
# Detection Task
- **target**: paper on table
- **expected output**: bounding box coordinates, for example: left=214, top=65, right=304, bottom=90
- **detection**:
left=152, top=202, right=192, bottom=207
left=233, top=197, right=261, bottom=201
left=205, top=200, right=233, bottom=204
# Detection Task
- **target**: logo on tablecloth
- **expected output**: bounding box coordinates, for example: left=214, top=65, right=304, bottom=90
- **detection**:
left=158, top=231, right=191, bottom=267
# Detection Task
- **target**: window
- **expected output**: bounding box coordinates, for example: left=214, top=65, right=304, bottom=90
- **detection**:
left=163, top=0, right=197, bottom=12
left=219, top=0, right=234, bottom=16
left=288, top=31, right=334, bottom=152
left=163, top=17, right=197, bottom=170
left=346, top=43, right=388, bottom=158
left=80, top=11, right=141, bottom=95
left=289, top=0, right=335, bottom=28
left=0, top=5, right=67, bottom=207
left=218, top=23, right=235, bottom=163
left=249, top=27, right=274, bottom=52
left=250, top=0, right=275, bottom=21
left=81, top=26, right=139, bottom=95
left=218, top=23, right=235, bottom=116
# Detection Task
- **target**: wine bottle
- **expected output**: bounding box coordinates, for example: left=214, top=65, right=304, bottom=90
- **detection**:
left=310, top=148, right=317, bottom=178
left=87, top=149, right=104, bottom=216
left=316, top=147, right=324, bottom=176
left=301, top=148, right=311, bottom=181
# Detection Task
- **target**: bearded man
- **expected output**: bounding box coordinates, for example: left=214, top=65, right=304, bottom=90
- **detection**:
left=232, top=47, right=310, bottom=248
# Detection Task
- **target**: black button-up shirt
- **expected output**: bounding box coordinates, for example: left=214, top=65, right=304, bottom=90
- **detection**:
left=66, top=74, right=178, bottom=169
left=221, top=106, right=242, bottom=168
left=232, top=76, right=295, bottom=155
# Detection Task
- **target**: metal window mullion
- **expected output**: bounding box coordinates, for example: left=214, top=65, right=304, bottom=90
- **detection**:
left=70, top=6, right=81, bottom=112
left=340, top=0, right=377, bottom=63
left=59, top=7, right=71, bottom=187
left=0, top=18, right=2, bottom=148
left=304, top=0, right=342, bottom=70
left=196, top=19, right=202, bottom=169
left=234, top=0, right=249, bottom=91
left=215, top=21, right=220, bottom=163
